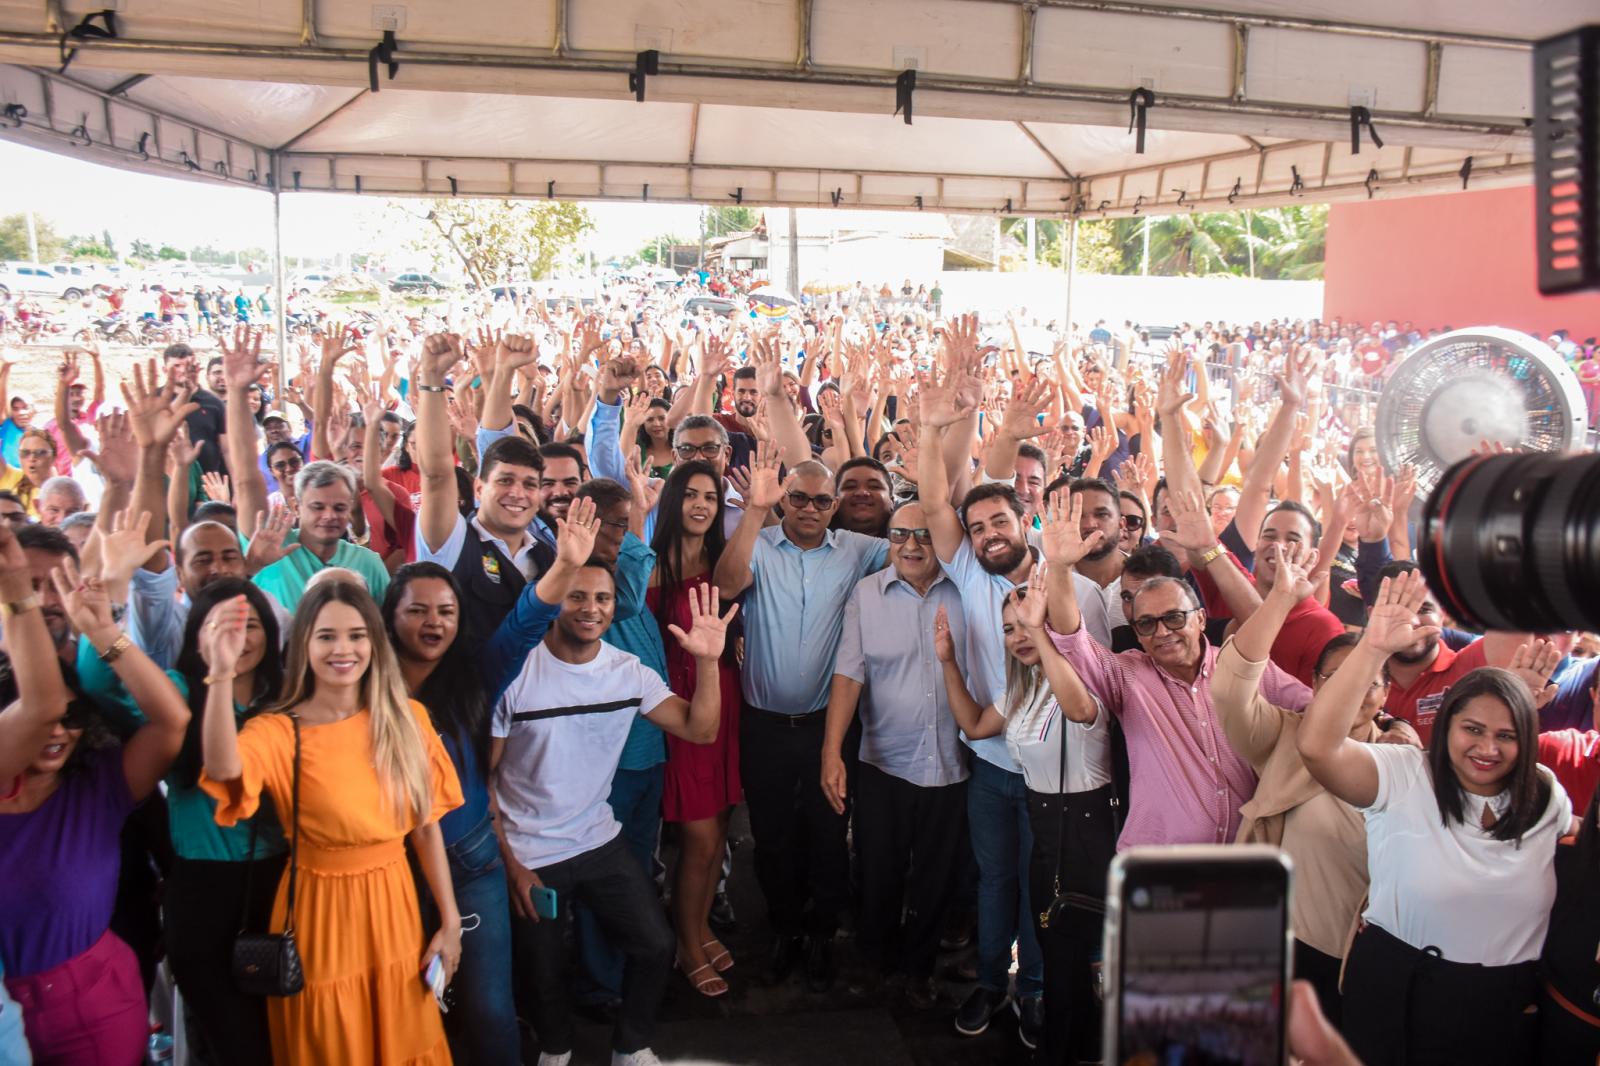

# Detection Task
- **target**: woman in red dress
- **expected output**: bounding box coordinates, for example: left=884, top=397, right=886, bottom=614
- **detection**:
left=646, top=460, right=742, bottom=997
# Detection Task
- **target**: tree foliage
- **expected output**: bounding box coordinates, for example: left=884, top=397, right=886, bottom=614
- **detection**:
left=65, top=235, right=115, bottom=260
left=0, top=213, right=64, bottom=262
left=638, top=233, right=688, bottom=267
left=1013, top=204, right=1327, bottom=280
left=404, top=198, right=594, bottom=287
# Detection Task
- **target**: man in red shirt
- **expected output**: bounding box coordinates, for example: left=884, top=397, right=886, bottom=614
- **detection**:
left=1538, top=663, right=1600, bottom=816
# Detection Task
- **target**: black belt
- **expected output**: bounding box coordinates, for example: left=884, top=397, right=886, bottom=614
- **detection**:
left=746, top=704, right=824, bottom=727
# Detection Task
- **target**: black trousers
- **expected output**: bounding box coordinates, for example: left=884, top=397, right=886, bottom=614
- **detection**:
left=1343, top=923, right=1537, bottom=1066
left=853, top=762, right=966, bottom=979
left=1026, top=785, right=1117, bottom=1066
left=1295, top=938, right=1343, bottom=1031
left=741, top=703, right=851, bottom=938
left=163, top=853, right=286, bottom=1066
left=511, top=833, right=674, bottom=1056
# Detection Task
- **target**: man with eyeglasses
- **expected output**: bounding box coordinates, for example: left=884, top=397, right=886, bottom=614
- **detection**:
left=819, top=499, right=967, bottom=1008
left=714, top=447, right=888, bottom=993
left=1040, top=498, right=1310, bottom=850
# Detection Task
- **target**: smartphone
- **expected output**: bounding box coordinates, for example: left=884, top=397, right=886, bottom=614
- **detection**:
left=1104, top=846, right=1293, bottom=1066
left=529, top=885, right=558, bottom=921
left=421, top=954, right=448, bottom=1013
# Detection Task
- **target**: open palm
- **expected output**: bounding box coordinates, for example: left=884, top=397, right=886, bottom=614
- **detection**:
left=668, top=582, right=739, bottom=660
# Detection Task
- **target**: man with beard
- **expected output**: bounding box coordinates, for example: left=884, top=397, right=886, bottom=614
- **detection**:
left=917, top=362, right=1050, bottom=1046
left=161, top=342, right=227, bottom=474
left=1041, top=475, right=1124, bottom=643
left=714, top=446, right=888, bottom=994
left=536, top=442, right=587, bottom=550
left=831, top=457, right=894, bottom=537
left=715, top=365, right=763, bottom=438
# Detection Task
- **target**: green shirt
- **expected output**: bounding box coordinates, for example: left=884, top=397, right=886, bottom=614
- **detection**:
left=251, top=529, right=391, bottom=610
left=74, top=653, right=287, bottom=862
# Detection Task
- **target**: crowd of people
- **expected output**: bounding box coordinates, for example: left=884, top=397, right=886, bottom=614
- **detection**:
left=0, top=268, right=1597, bottom=1066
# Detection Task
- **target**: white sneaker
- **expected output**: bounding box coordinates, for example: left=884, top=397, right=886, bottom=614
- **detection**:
left=537, top=1053, right=572, bottom=1066
left=611, top=1049, right=662, bottom=1066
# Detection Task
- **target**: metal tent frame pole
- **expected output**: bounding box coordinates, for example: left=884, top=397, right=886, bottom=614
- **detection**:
left=1064, top=216, right=1078, bottom=338
left=272, top=178, right=287, bottom=390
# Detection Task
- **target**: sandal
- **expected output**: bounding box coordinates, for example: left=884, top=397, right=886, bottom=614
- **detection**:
left=702, top=939, right=734, bottom=973
left=679, top=959, right=728, bottom=998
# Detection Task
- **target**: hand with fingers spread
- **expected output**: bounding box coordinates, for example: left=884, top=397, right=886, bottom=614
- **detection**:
left=1275, top=345, right=1316, bottom=408
left=122, top=358, right=200, bottom=449
left=1000, top=377, right=1053, bottom=440
left=1264, top=541, right=1320, bottom=606
left=1359, top=570, right=1442, bottom=657
left=1390, top=463, right=1418, bottom=513
left=218, top=324, right=266, bottom=392
left=742, top=439, right=785, bottom=511
left=48, top=556, right=116, bottom=644
left=1086, top=424, right=1118, bottom=467
left=1161, top=487, right=1220, bottom=556
left=1508, top=638, right=1562, bottom=710
left=167, top=424, right=203, bottom=472
left=244, top=504, right=302, bottom=573
left=1354, top=469, right=1394, bottom=542
left=752, top=336, right=786, bottom=400
left=200, top=472, right=232, bottom=506
left=724, top=463, right=754, bottom=503
left=666, top=581, right=739, bottom=662
left=1155, top=350, right=1197, bottom=426
left=1010, top=561, right=1050, bottom=632
left=1040, top=490, right=1107, bottom=568
left=81, top=410, right=137, bottom=487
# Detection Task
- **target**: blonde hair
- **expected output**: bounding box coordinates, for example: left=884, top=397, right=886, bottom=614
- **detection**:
left=269, top=581, right=431, bottom=823
left=1002, top=595, right=1054, bottom=729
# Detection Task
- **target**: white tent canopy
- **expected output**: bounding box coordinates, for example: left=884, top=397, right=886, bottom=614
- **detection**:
left=0, top=0, right=1584, bottom=217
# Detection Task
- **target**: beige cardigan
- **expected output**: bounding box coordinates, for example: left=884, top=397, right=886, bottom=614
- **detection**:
left=1213, top=639, right=1379, bottom=956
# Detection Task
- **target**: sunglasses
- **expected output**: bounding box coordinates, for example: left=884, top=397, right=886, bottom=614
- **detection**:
left=785, top=490, right=836, bottom=512
left=1131, top=608, right=1199, bottom=636
left=1121, top=514, right=1146, bottom=531
left=674, top=442, right=725, bottom=460
left=18, top=448, right=53, bottom=461
left=887, top=527, right=933, bottom=545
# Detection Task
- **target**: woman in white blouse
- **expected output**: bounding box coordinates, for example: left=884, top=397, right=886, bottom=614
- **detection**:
left=1297, top=569, right=1573, bottom=1066
left=935, top=563, right=1119, bottom=1066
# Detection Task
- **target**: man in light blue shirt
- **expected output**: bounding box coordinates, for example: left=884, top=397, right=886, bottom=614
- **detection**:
left=821, top=499, right=969, bottom=1005
left=715, top=453, right=886, bottom=992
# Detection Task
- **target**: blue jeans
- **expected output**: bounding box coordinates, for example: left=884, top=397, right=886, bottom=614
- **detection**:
left=430, top=816, right=520, bottom=1065
left=575, top=765, right=664, bottom=1002
left=968, top=758, right=1043, bottom=997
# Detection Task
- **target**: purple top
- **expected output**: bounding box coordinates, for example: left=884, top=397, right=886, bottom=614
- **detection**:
left=0, top=752, right=133, bottom=977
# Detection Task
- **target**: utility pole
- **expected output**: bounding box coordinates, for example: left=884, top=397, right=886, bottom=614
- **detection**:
left=25, top=211, right=38, bottom=262
left=786, top=207, right=800, bottom=293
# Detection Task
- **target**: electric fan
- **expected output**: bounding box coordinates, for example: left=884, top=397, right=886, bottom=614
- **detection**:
left=1375, top=327, right=1589, bottom=496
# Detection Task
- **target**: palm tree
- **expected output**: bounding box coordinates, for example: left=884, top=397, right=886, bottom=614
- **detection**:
left=1249, top=205, right=1327, bottom=280
left=1144, top=212, right=1247, bottom=276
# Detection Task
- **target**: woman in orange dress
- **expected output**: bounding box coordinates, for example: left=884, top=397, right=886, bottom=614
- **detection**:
left=201, top=580, right=465, bottom=1064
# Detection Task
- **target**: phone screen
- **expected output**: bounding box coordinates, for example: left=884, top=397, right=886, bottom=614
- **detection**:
left=1109, top=850, right=1290, bottom=1066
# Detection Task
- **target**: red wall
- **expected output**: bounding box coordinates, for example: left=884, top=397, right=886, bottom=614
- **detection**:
left=1324, top=185, right=1600, bottom=342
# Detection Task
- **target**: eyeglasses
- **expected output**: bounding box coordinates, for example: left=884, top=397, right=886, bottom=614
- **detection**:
left=18, top=448, right=53, bottom=461
left=1314, top=670, right=1388, bottom=694
left=785, top=490, right=836, bottom=512
left=271, top=459, right=303, bottom=473
left=1121, top=514, right=1146, bottom=531
left=1131, top=608, right=1200, bottom=636
left=887, top=527, right=933, bottom=544
left=674, top=442, right=725, bottom=460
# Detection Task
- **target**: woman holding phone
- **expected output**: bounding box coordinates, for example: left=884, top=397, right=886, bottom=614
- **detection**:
left=201, top=580, right=465, bottom=1064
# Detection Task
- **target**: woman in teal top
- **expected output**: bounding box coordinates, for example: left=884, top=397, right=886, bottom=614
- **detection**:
left=79, top=577, right=285, bottom=1065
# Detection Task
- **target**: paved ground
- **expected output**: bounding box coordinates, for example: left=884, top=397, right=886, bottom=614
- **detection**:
left=519, top=808, right=1035, bottom=1066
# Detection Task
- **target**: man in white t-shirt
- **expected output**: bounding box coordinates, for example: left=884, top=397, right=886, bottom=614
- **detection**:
left=491, top=502, right=738, bottom=1066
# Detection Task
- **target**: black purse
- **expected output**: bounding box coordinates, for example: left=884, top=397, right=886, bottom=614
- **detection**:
left=1039, top=709, right=1123, bottom=932
left=232, top=712, right=304, bottom=997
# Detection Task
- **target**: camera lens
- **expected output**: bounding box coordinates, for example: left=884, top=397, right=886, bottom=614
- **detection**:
left=1420, top=453, right=1600, bottom=632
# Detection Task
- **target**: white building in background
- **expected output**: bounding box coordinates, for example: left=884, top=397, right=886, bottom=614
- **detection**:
left=764, top=209, right=950, bottom=294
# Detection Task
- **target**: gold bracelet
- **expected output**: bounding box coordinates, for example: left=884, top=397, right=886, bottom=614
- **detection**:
left=0, top=593, right=39, bottom=618
left=204, top=672, right=237, bottom=687
left=1196, top=543, right=1227, bottom=567
left=98, top=633, right=132, bottom=664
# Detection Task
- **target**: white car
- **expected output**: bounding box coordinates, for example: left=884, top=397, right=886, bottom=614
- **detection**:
left=290, top=271, right=335, bottom=295
left=0, top=261, right=101, bottom=301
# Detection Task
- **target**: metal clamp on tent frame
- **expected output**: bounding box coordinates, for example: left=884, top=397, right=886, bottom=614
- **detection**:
left=58, top=9, right=116, bottom=74
left=368, top=29, right=398, bottom=92
left=894, top=68, right=915, bottom=125
left=629, top=50, right=659, bottom=102
left=1350, top=105, right=1384, bottom=153
left=1128, top=87, right=1154, bottom=153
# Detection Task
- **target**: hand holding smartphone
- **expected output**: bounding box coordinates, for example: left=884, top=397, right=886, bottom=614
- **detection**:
left=529, top=884, right=558, bottom=921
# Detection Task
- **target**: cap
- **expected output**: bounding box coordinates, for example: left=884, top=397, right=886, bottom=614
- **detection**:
left=262, top=410, right=289, bottom=424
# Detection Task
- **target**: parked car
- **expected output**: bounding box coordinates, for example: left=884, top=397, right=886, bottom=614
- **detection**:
left=390, top=272, right=446, bottom=294
left=290, top=271, right=336, bottom=295
left=684, top=296, right=738, bottom=317
left=0, top=261, right=99, bottom=301
left=48, top=263, right=115, bottom=293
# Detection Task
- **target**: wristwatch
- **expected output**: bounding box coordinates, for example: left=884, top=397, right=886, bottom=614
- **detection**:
left=0, top=594, right=40, bottom=618
left=1195, top=543, right=1227, bottom=567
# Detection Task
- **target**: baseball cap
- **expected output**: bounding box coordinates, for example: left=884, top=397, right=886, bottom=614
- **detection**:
left=262, top=410, right=290, bottom=424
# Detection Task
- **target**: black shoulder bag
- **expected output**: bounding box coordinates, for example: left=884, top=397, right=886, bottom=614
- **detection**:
left=1039, top=710, right=1124, bottom=931
left=232, top=712, right=305, bottom=996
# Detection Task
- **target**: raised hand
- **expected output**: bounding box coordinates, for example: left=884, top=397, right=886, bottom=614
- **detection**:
left=1000, top=376, right=1052, bottom=440
left=121, top=358, right=200, bottom=448
left=724, top=463, right=753, bottom=503
left=497, top=333, right=537, bottom=373
left=1354, top=469, right=1394, bottom=542
left=1390, top=463, right=1417, bottom=514
left=1360, top=570, right=1441, bottom=656
left=623, top=451, right=662, bottom=512
left=97, top=510, right=170, bottom=588
left=58, top=349, right=80, bottom=389
left=1508, top=638, right=1562, bottom=710
left=200, top=471, right=232, bottom=505
left=666, top=580, right=739, bottom=661
left=319, top=321, right=358, bottom=370
left=167, top=423, right=203, bottom=472
left=80, top=410, right=137, bottom=487
left=1087, top=424, right=1117, bottom=465
left=752, top=335, right=786, bottom=399
left=1275, top=345, right=1315, bottom=408
left=619, top=392, right=652, bottom=443
left=743, top=438, right=785, bottom=510
left=1266, top=541, right=1319, bottom=604
left=1155, top=350, right=1196, bottom=422
left=218, top=324, right=265, bottom=391
left=1161, top=487, right=1219, bottom=555
left=933, top=604, right=957, bottom=663
left=553, top=495, right=598, bottom=568
left=597, top=354, right=640, bottom=400
left=1011, top=561, right=1049, bottom=630
left=244, top=504, right=301, bottom=572
left=199, top=593, right=251, bottom=674
left=48, top=556, right=115, bottom=641
left=419, top=333, right=463, bottom=382
left=1040, top=490, right=1106, bottom=567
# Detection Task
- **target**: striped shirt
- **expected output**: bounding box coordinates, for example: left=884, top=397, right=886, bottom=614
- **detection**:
left=492, top=642, right=675, bottom=868
left=1048, top=624, right=1310, bottom=849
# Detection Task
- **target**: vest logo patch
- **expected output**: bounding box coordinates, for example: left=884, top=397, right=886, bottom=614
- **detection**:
left=481, top=552, right=502, bottom=583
